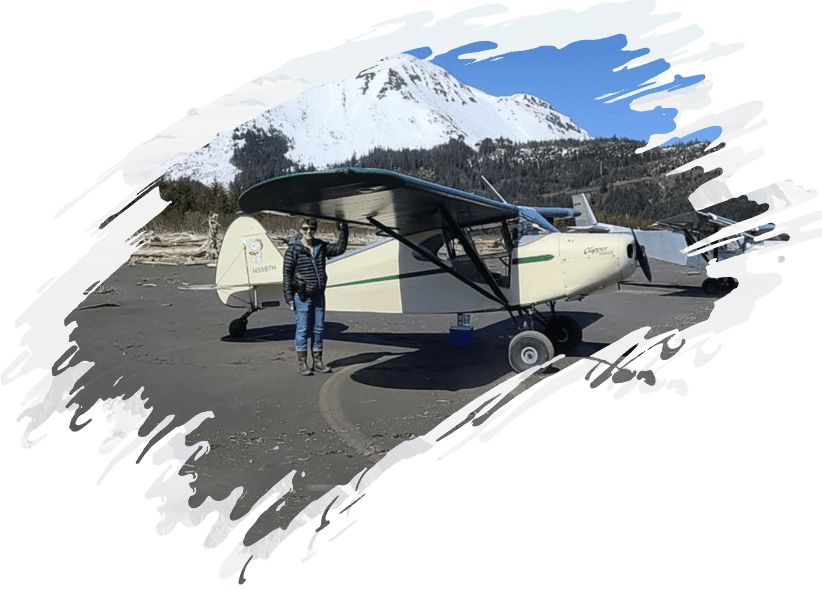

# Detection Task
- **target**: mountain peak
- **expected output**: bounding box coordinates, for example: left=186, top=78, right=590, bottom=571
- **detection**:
left=166, top=55, right=591, bottom=186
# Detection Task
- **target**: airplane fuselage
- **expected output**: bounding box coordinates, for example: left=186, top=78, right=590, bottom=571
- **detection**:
left=324, top=230, right=638, bottom=313
left=215, top=216, right=640, bottom=315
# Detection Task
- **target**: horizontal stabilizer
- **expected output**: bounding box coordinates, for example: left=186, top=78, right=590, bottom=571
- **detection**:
left=532, top=206, right=580, bottom=221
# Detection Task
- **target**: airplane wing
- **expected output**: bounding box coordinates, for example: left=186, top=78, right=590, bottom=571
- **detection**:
left=238, top=167, right=520, bottom=235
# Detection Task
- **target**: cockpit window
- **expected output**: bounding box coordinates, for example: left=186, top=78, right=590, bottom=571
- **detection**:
left=507, top=216, right=552, bottom=247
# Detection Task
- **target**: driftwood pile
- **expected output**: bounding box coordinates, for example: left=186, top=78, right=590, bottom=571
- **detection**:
left=129, top=214, right=377, bottom=266
left=130, top=214, right=221, bottom=266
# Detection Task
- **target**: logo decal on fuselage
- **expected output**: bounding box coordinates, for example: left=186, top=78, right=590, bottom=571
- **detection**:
left=583, top=246, right=613, bottom=256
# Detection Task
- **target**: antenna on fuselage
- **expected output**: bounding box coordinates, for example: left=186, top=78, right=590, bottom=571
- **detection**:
left=481, top=175, right=508, bottom=204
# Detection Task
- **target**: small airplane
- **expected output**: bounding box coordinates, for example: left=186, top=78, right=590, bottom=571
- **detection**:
left=647, top=210, right=787, bottom=292
left=215, top=167, right=651, bottom=373
left=569, top=193, right=786, bottom=293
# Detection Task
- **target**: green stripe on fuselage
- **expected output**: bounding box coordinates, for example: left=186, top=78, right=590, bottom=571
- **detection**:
left=327, top=255, right=552, bottom=288
left=327, top=268, right=444, bottom=288
left=513, top=254, right=555, bottom=264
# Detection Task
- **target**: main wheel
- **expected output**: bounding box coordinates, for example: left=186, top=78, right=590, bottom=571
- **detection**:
left=543, top=315, right=583, bottom=352
left=702, top=278, right=719, bottom=294
left=723, top=277, right=740, bottom=290
left=508, top=330, right=555, bottom=373
left=229, top=318, right=248, bottom=338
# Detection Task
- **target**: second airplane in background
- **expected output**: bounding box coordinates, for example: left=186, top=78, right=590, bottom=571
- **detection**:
left=569, top=193, right=785, bottom=293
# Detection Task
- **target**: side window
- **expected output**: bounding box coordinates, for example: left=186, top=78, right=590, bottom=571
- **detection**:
left=466, top=224, right=511, bottom=257
left=505, top=218, right=527, bottom=246
left=507, top=216, right=545, bottom=247
left=460, top=223, right=513, bottom=288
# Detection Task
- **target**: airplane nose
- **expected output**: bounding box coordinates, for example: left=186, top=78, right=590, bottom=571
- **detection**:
left=619, top=235, right=640, bottom=280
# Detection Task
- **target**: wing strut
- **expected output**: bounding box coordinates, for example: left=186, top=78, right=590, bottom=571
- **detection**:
left=366, top=216, right=507, bottom=307
left=438, top=207, right=511, bottom=308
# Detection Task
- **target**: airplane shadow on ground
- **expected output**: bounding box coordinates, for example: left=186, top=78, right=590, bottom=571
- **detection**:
left=227, top=311, right=606, bottom=392
left=660, top=287, right=731, bottom=299
left=659, top=288, right=710, bottom=299
left=621, top=281, right=734, bottom=299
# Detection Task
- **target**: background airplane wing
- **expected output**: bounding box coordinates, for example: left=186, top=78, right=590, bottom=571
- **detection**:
left=648, top=211, right=726, bottom=235
left=237, top=167, right=520, bottom=235
left=648, top=211, right=729, bottom=235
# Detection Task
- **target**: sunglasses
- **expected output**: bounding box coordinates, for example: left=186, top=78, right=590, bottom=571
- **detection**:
left=301, top=226, right=316, bottom=232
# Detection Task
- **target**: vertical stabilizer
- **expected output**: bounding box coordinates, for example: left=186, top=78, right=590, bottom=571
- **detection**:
left=215, top=216, right=284, bottom=307
left=572, top=193, right=598, bottom=227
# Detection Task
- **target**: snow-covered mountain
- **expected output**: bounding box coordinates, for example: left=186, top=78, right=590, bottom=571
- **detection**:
left=166, top=55, right=592, bottom=186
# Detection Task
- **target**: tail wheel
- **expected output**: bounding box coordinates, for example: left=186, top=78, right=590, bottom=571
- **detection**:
left=229, top=318, right=248, bottom=338
left=543, top=315, right=582, bottom=352
left=508, top=330, right=555, bottom=373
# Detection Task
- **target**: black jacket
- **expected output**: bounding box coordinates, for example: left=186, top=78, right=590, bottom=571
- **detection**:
left=282, top=224, right=348, bottom=304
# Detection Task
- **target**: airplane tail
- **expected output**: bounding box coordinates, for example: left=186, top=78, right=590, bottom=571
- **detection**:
left=215, top=216, right=285, bottom=308
left=572, top=193, right=598, bottom=227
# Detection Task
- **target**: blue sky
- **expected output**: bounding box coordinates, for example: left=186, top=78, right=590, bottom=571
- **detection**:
left=406, top=36, right=720, bottom=144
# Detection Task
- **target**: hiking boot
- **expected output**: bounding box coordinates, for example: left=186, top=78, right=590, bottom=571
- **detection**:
left=297, top=351, right=313, bottom=376
left=312, top=351, right=332, bottom=373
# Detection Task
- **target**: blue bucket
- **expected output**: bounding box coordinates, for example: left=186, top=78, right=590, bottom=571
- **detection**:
left=449, top=325, right=474, bottom=346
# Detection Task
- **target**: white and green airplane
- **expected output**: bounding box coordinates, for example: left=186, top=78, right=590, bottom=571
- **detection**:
left=215, top=167, right=651, bottom=372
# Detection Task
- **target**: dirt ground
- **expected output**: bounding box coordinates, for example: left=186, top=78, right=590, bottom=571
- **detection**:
left=70, top=233, right=718, bottom=546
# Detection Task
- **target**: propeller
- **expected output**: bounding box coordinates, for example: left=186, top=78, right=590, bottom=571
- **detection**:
left=630, top=226, right=652, bottom=281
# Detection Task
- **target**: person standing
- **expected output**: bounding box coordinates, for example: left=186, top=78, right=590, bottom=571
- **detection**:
left=282, top=217, right=349, bottom=376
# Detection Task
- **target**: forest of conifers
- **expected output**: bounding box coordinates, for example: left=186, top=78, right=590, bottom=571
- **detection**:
left=155, top=134, right=767, bottom=230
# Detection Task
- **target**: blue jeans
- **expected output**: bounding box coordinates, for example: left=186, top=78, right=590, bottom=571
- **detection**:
left=293, top=292, right=325, bottom=353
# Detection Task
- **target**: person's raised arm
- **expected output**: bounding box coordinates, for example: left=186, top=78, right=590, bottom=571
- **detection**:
left=326, top=220, right=349, bottom=257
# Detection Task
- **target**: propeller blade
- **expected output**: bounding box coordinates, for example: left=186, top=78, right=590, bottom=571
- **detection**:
left=638, top=245, right=652, bottom=281
left=630, top=227, right=653, bottom=282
